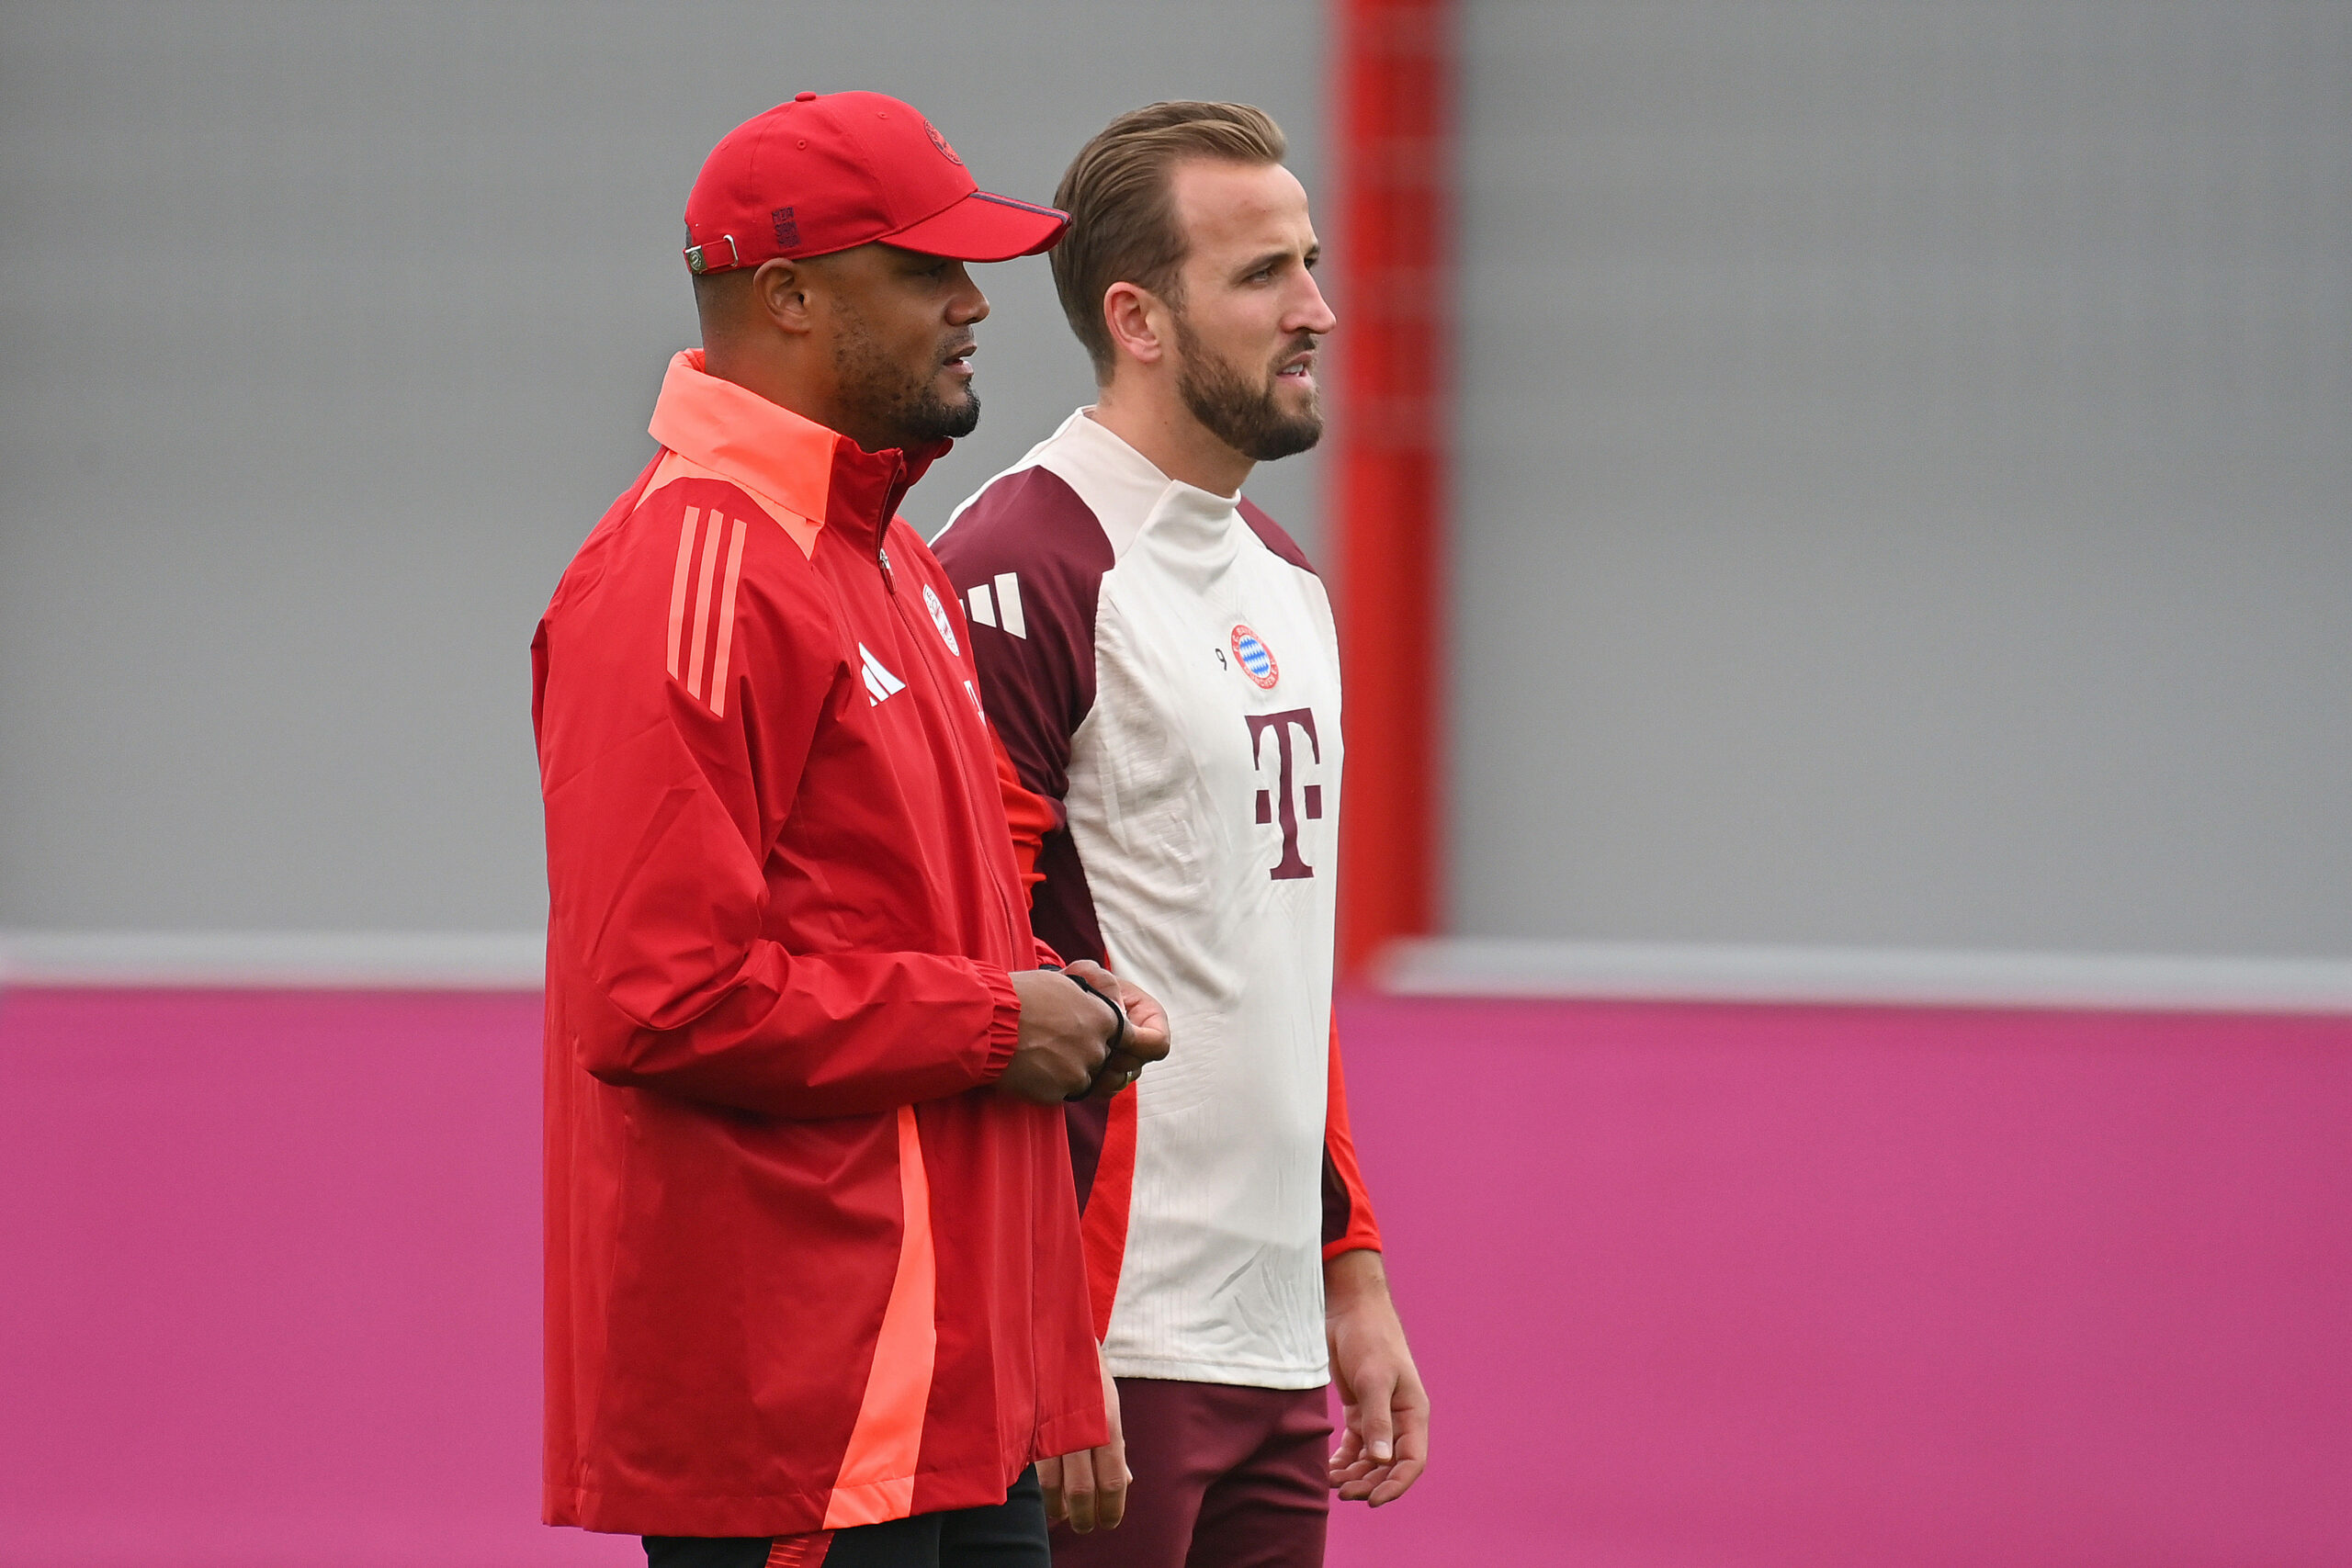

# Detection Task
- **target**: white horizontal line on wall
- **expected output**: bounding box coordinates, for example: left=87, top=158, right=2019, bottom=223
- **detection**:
left=0, top=931, right=546, bottom=990
left=11, top=931, right=2351, bottom=1014
left=1381, top=938, right=2352, bottom=1015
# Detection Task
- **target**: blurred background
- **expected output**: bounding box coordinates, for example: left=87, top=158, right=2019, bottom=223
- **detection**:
left=0, top=0, right=1327, bottom=937
left=3, top=3, right=2347, bottom=1565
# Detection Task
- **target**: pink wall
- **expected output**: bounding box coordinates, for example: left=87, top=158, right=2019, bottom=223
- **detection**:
left=1326, top=995, right=2352, bottom=1568
left=5, top=988, right=2347, bottom=1566
left=0, top=989, right=634, bottom=1568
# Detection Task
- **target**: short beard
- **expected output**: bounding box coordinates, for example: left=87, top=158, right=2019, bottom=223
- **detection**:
left=1173, top=314, right=1323, bottom=464
left=830, top=298, right=980, bottom=447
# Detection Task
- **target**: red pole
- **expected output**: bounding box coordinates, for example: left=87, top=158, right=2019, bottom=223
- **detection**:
left=1332, top=0, right=1453, bottom=977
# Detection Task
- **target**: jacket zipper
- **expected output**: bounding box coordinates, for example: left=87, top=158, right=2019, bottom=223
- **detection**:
left=875, top=457, right=908, bottom=596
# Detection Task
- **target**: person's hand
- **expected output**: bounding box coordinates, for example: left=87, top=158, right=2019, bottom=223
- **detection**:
left=1061, top=960, right=1171, bottom=1100
left=1001, top=968, right=1119, bottom=1103
left=1039, top=1344, right=1129, bottom=1532
left=1325, top=1248, right=1429, bottom=1506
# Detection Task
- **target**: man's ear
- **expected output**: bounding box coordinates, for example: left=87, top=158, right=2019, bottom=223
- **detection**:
left=752, top=257, right=819, bottom=335
left=1102, top=281, right=1170, bottom=367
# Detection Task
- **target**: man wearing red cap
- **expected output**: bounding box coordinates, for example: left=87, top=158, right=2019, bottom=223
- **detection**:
left=533, top=92, right=1166, bottom=1568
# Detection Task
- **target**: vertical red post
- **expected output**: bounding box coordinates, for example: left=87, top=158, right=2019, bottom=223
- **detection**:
left=1332, top=0, right=1453, bottom=976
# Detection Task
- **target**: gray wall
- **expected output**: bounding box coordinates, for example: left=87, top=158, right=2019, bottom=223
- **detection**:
left=0, top=1, right=1325, bottom=931
left=1453, top=0, right=2352, bottom=958
left=7, top=2, right=2346, bottom=959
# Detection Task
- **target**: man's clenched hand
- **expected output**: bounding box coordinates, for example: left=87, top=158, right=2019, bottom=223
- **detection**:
left=1063, top=959, right=1170, bottom=1101
left=1000, top=964, right=1170, bottom=1104
left=1001, top=968, right=1116, bottom=1102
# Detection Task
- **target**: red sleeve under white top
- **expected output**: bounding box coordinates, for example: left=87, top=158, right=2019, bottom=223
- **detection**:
left=936, top=407, right=1382, bottom=1392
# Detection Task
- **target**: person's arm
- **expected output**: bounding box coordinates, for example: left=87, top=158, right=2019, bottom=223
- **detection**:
left=938, top=472, right=1142, bottom=1529
left=1037, top=1342, right=1130, bottom=1534
left=933, top=468, right=1108, bottom=953
left=1321, top=1018, right=1385, bottom=1259
left=1320, top=1021, right=1429, bottom=1505
left=537, top=496, right=1102, bottom=1120
left=1326, top=1249, right=1428, bottom=1506
left=989, top=722, right=1063, bottom=966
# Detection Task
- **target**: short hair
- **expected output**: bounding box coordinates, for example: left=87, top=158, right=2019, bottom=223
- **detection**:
left=1051, top=101, right=1287, bottom=378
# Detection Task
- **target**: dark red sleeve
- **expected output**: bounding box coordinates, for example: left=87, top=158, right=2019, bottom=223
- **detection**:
left=934, top=468, right=1129, bottom=1213
left=1323, top=1016, right=1384, bottom=1258
left=888, top=519, right=1064, bottom=968
left=932, top=467, right=1114, bottom=971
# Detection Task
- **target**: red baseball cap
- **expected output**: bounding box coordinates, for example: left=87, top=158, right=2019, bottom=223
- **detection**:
left=682, top=91, right=1068, bottom=274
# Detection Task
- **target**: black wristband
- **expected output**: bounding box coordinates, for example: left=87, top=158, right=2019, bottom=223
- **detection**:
left=1042, top=964, right=1136, bottom=1101
left=1059, top=970, right=1132, bottom=1057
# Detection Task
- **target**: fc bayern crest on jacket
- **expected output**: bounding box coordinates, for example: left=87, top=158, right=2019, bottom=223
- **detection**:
left=1231, top=625, right=1279, bottom=689
left=924, top=583, right=960, bottom=653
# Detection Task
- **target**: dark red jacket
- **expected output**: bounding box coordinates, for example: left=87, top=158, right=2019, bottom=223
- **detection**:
left=533, top=351, right=1103, bottom=1538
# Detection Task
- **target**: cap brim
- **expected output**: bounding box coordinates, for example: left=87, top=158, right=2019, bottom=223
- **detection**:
left=884, top=189, right=1069, bottom=262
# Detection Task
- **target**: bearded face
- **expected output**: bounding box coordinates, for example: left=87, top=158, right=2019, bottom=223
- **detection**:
left=1172, top=310, right=1324, bottom=464
left=828, top=288, right=982, bottom=447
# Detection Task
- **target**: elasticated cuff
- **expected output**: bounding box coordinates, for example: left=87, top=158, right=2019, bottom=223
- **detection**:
left=977, top=964, right=1022, bottom=1084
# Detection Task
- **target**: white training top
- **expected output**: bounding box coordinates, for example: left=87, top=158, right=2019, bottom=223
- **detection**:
left=935, top=410, right=1358, bottom=1389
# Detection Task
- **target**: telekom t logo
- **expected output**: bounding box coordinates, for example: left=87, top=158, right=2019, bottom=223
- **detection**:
left=1247, top=708, right=1324, bottom=881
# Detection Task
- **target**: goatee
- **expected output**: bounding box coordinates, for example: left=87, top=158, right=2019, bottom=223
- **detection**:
left=831, top=304, right=981, bottom=446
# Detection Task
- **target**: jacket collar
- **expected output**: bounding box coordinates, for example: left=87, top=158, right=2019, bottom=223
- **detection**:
left=647, top=349, right=948, bottom=547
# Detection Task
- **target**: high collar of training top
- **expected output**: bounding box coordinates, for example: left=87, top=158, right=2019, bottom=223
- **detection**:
left=1049, top=408, right=1248, bottom=566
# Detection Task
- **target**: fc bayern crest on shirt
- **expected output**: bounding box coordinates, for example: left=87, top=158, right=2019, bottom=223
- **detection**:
left=1230, top=625, right=1279, bottom=689
left=923, top=584, right=960, bottom=653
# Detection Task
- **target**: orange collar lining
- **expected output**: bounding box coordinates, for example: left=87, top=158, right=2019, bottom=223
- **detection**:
left=647, top=350, right=842, bottom=525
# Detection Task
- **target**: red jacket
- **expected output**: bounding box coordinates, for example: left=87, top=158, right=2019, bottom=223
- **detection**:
left=533, top=351, right=1103, bottom=1538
